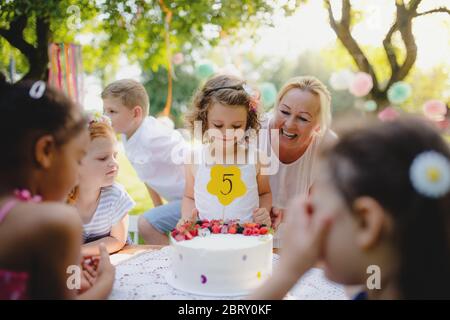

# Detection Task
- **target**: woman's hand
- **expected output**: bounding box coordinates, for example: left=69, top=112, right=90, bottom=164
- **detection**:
left=279, top=195, right=333, bottom=278
left=252, top=208, right=272, bottom=227
left=176, top=208, right=199, bottom=229
left=270, top=207, right=284, bottom=230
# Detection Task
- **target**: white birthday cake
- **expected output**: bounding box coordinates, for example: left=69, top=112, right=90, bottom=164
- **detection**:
left=166, top=220, right=273, bottom=296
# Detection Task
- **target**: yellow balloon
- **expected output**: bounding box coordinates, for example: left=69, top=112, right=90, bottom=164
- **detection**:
left=207, top=165, right=247, bottom=206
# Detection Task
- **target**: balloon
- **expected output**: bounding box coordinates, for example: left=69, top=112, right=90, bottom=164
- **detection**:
left=423, top=100, right=447, bottom=121
left=436, top=119, right=449, bottom=130
left=363, top=100, right=377, bottom=112
left=377, top=106, right=399, bottom=122
left=349, top=72, right=373, bottom=97
left=387, top=81, right=412, bottom=104
left=196, top=62, right=215, bottom=79
left=259, top=82, right=277, bottom=108
left=329, top=70, right=355, bottom=91
left=172, top=53, right=184, bottom=65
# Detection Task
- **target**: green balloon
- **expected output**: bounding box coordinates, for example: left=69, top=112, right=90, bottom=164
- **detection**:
left=260, top=82, right=277, bottom=107
left=196, top=63, right=215, bottom=79
left=363, top=100, right=377, bottom=112
left=387, top=81, right=411, bottom=104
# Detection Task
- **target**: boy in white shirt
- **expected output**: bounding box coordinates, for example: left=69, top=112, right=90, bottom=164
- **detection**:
left=102, top=79, right=186, bottom=245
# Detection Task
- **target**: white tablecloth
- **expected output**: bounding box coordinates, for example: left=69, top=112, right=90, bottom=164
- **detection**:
left=108, top=246, right=348, bottom=300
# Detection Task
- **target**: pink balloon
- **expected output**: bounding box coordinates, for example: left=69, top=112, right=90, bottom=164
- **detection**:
left=423, top=100, right=447, bottom=121
left=349, top=72, right=373, bottom=97
left=436, top=119, right=449, bottom=130
left=378, top=107, right=399, bottom=122
left=172, top=52, right=184, bottom=65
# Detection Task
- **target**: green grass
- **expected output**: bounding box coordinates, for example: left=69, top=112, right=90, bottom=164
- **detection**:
left=116, top=151, right=154, bottom=216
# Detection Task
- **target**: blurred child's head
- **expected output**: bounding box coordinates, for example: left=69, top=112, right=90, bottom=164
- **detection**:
left=186, top=74, right=261, bottom=149
left=102, top=79, right=149, bottom=137
left=312, top=116, right=450, bottom=299
left=0, top=76, right=88, bottom=201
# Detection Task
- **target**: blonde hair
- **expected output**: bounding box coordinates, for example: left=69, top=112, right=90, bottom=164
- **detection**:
left=67, top=121, right=117, bottom=204
left=186, top=74, right=261, bottom=136
left=101, top=79, right=149, bottom=116
left=275, top=76, right=331, bottom=135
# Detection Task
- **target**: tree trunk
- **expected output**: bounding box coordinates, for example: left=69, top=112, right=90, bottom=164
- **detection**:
left=21, top=17, right=51, bottom=82
left=0, top=15, right=51, bottom=82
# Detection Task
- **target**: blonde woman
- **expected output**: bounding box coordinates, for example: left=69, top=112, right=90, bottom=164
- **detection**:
left=259, top=76, right=337, bottom=247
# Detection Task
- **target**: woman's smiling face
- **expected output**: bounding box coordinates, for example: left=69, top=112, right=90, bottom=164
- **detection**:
left=273, top=88, right=321, bottom=152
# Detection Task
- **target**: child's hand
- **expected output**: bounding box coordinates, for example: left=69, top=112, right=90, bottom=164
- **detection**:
left=177, top=208, right=199, bottom=229
left=79, top=262, right=97, bottom=293
left=96, top=243, right=115, bottom=285
left=270, top=207, right=284, bottom=230
left=252, top=208, right=272, bottom=227
left=279, top=195, right=333, bottom=278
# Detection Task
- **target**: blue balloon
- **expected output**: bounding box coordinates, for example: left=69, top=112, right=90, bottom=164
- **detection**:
left=196, top=63, right=215, bottom=79
left=387, top=81, right=412, bottom=104
left=260, top=82, right=277, bottom=108
left=363, top=100, right=377, bottom=112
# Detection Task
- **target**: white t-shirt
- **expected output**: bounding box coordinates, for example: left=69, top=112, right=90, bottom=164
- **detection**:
left=258, top=114, right=338, bottom=247
left=121, top=116, right=187, bottom=202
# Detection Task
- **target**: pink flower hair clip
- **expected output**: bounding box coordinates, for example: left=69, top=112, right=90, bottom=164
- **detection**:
left=243, top=84, right=261, bottom=113
left=87, top=111, right=112, bottom=127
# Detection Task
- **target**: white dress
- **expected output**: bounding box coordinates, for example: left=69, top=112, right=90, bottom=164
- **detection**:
left=193, top=146, right=259, bottom=223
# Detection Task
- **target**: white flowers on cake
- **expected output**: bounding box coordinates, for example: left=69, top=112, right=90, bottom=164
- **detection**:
left=409, top=151, right=450, bottom=198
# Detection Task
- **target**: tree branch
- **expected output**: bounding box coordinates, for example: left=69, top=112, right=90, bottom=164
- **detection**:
left=415, top=7, right=450, bottom=17
left=0, top=14, right=51, bottom=81
left=0, top=15, right=36, bottom=61
left=324, top=0, right=380, bottom=93
left=385, top=3, right=417, bottom=88
left=407, top=0, right=423, bottom=13
left=382, top=21, right=399, bottom=76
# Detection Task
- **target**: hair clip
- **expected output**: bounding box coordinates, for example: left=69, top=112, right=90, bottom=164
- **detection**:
left=409, top=150, right=450, bottom=198
left=243, top=84, right=260, bottom=112
left=29, top=81, right=46, bottom=99
left=87, top=111, right=112, bottom=126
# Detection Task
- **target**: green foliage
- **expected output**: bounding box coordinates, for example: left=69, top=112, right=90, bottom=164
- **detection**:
left=0, top=0, right=305, bottom=80
left=143, top=64, right=200, bottom=128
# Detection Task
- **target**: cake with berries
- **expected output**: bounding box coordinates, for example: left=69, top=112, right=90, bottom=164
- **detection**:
left=166, top=220, right=273, bottom=296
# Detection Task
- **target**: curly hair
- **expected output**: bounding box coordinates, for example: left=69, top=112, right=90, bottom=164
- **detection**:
left=185, top=74, right=261, bottom=137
